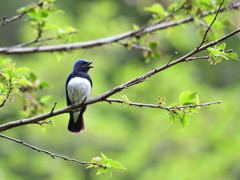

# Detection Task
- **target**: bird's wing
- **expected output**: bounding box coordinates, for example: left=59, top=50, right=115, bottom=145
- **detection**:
left=87, top=75, right=93, bottom=87
left=66, top=73, right=72, bottom=106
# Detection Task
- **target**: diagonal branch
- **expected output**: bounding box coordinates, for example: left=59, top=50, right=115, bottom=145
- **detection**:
left=0, top=27, right=239, bottom=132
left=198, top=0, right=225, bottom=48
left=0, top=1, right=239, bottom=55
left=0, top=1, right=44, bottom=27
left=0, top=133, right=102, bottom=167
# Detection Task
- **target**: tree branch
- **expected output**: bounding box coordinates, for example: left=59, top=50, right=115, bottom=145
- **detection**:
left=186, top=56, right=209, bottom=61
left=105, top=98, right=221, bottom=111
left=0, top=1, right=239, bottom=55
left=198, top=0, right=225, bottom=48
left=0, top=133, right=102, bottom=167
left=0, top=2, right=44, bottom=27
left=0, top=27, right=239, bottom=132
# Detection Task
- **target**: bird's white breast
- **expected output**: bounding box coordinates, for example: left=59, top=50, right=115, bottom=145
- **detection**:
left=67, top=77, right=91, bottom=104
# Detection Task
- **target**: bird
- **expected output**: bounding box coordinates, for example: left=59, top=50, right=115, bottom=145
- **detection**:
left=66, top=59, right=93, bottom=133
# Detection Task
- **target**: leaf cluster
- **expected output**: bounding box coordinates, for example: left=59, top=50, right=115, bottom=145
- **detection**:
left=207, top=43, right=238, bottom=65
left=0, top=58, right=51, bottom=116
left=87, top=153, right=126, bottom=176
left=169, top=91, right=200, bottom=127
left=18, top=0, right=77, bottom=43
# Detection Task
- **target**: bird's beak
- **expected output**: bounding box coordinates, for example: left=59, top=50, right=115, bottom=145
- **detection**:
left=87, top=61, right=93, bottom=68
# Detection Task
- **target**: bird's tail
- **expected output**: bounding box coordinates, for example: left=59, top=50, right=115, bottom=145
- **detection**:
left=68, top=106, right=86, bottom=133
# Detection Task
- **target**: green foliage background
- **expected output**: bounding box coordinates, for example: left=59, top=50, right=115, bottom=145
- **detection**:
left=0, top=0, right=240, bottom=179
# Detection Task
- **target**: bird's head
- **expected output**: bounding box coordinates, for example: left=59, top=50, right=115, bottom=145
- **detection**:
left=73, top=59, right=93, bottom=72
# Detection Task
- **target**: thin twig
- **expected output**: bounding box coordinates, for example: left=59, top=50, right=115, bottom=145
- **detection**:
left=0, top=79, right=12, bottom=108
left=0, top=1, right=239, bottom=54
left=50, top=102, right=57, bottom=114
left=0, top=27, right=239, bottom=132
left=0, top=2, right=43, bottom=27
left=19, top=23, right=45, bottom=47
left=105, top=98, right=170, bottom=110
left=105, top=98, right=221, bottom=111
left=118, top=41, right=152, bottom=53
left=172, top=101, right=221, bottom=109
left=14, top=32, right=76, bottom=48
left=156, top=0, right=190, bottom=24
left=0, top=134, right=102, bottom=167
left=198, top=0, right=225, bottom=48
left=166, top=51, right=178, bottom=66
left=12, top=36, right=60, bottom=48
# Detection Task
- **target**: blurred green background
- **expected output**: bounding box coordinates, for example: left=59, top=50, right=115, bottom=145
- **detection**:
left=0, top=0, right=240, bottom=180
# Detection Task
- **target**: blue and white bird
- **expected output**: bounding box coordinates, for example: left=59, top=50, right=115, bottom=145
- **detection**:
left=66, top=59, right=93, bottom=133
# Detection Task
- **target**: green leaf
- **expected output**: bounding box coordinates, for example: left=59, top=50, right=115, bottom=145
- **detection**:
left=90, top=153, right=126, bottom=175
left=27, top=8, right=39, bottom=19
left=108, top=160, right=126, bottom=169
left=28, top=72, right=37, bottom=82
left=149, top=42, right=158, bottom=50
left=227, top=52, right=238, bottom=60
left=198, top=0, right=214, bottom=11
left=152, top=52, right=161, bottom=59
left=207, top=43, right=233, bottom=65
left=39, top=81, right=49, bottom=89
left=180, top=112, right=190, bottom=127
left=40, top=9, right=50, bottom=18
left=17, top=78, right=32, bottom=86
left=179, top=91, right=199, bottom=105
left=168, top=3, right=178, bottom=12
left=0, top=72, right=10, bottom=81
left=96, top=167, right=109, bottom=176
left=144, top=3, right=166, bottom=17
left=217, top=43, right=226, bottom=51
left=219, top=53, right=229, bottom=60
left=101, top=153, right=126, bottom=170
left=1, top=68, right=11, bottom=74
left=15, top=67, right=30, bottom=74
left=169, top=109, right=182, bottom=123
left=169, top=108, right=192, bottom=127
